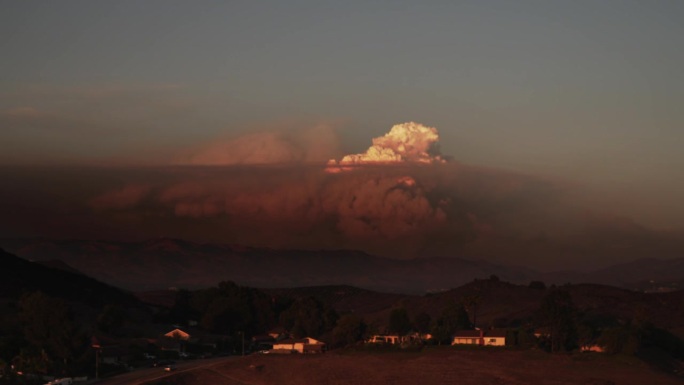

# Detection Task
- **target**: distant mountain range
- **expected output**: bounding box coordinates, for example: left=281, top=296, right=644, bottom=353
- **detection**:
left=1, top=238, right=683, bottom=294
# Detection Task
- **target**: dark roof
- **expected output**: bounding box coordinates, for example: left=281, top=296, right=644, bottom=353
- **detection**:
left=275, top=338, right=325, bottom=345
left=252, top=335, right=276, bottom=342
left=453, top=330, right=482, bottom=338
left=485, top=330, right=508, bottom=338
left=274, top=338, right=308, bottom=344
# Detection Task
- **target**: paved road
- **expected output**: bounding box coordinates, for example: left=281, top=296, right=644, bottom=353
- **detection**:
left=95, top=357, right=237, bottom=385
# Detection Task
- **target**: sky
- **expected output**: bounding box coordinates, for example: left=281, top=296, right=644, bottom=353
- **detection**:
left=1, top=1, right=683, bottom=270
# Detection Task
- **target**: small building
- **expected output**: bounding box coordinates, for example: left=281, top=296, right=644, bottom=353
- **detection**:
left=483, top=330, right=507, bottom=346
left=452, top=330, right=483, bottom=346
left=267, top=326, right=288, bottom=340
left=367, top=335, right=401, bottom=344
left=272, top=337, right=325, bottom=354
left=580, top=343, right=605, bottom=353
left=452, top=329, right=507, bottom=346
left=251, top=334, right=276, bottom=352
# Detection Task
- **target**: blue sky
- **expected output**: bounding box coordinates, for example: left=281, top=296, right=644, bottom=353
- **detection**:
left=2, top=0, right=684, bottom=230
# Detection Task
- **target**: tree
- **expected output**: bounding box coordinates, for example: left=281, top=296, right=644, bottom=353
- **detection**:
left=463, top=292, right=481, bottom=327
left=388, top=307, right=411, bottom=335
left=537, top=289, right=578, bottom=353
left=332, top=314, right=366, bottom=348
left=279, top=297, right=337, bottom=339
left=19, top=291, right=80, bottom=373
left=97, top=304, right=126, bottom=334
left=431, top=302, right=471, bottom=344
left=413, top=312, right=431, bottom=334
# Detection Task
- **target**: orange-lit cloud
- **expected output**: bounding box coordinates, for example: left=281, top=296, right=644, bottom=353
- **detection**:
left=329, top=122, right=445, bottom=168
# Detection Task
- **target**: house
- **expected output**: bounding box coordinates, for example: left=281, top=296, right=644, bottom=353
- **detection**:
left=251, top=334, right=276, bottom=352
left=580, top=343, right=605, bottom=353
left=164, top=328, right=191, bottom=341
left=452, top=329, right=507, bottom=346
left=272, top=337, right=325, bottom=354
left=452, top=330, right=484, bottom=345
left=367, top=335, right=401, bottom=344
left=267, top=326, right=288, bottom=340
left=483, top=330, right=507, bottom=346
left=100, top=345, right=132, bottom=365
left=367, top=333, right=431, bottom=345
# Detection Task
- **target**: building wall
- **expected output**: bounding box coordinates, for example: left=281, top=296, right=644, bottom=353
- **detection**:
left=484, top=337, right=505, bottom=346
left=452, top=337, right=482, bottom=345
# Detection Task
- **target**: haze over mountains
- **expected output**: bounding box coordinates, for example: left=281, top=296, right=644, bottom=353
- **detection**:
left=2, top=238, right=682, bottom=294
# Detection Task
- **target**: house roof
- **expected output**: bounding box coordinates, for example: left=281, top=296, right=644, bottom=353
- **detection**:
left=453, top=330, right=482, bottom=338
left=252, top=334, right=276, bottom=342
left=268, top=326, right=287, bottom=334
left=164, top=328, right=190, bottom=340
left=274, top=337, right=324, bottom=345
left=485, top=330, right=508, bottom=338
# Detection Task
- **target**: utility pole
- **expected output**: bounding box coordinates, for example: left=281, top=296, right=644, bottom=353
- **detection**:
left=241, top=331, right=245, bottom=356
left=91, top=337, right=101, bottom=380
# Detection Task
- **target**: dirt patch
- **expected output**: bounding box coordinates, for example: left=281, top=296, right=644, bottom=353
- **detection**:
left=146, top=348, right=682, bottom=385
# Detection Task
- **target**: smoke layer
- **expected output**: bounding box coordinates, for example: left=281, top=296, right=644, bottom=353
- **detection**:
left=184, top=123, right=339, bottom=165
left=2, top=121, right=682, bottom=270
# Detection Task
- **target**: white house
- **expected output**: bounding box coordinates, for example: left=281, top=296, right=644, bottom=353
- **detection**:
left=483, top=330, right=507, bottom=346
left=272, top=337, right=325, bottom=354
left=452, top=330, right=483, bottom=345
left=367, top=335, right=401, bottom=344
left=452, top=329, right=507, bottom=346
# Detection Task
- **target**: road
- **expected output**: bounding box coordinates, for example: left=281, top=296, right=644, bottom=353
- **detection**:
left=95, top=356, right=237, bottom=385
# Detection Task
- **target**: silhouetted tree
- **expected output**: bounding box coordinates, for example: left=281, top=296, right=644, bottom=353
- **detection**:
left=431, top=302, right=471, bottom=344
left=332, top=314, right=366, bottom=348
left=97, top=304, right=125, bottom=334
left=280, top=297, right=337, bottom=339
left=388, top=307, right=411, bottom=335
left=194, top=281, right=276, bottom=336
left=463, top=292, right=481, bottom=327
left=537, top=289, right=578, bottom=352
left=19, top=291, right=80, bottom=373
left=413, top=312, right=431, bottom=334
left=170, top=289, right=195, bottom=325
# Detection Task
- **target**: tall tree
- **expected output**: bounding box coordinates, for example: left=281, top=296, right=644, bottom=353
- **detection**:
left=413, top=312, right=431, bottom=334
left=388, top=307, right=411, bottom=335
left=537, top=289, right=578, bottom=352
left=19, top=291, right=79, bottom=372
left=280, top=297, right=337, bottom=339
left=332, top=314, right=366, bottom=347
left=431, top=302, right=471, bottom=344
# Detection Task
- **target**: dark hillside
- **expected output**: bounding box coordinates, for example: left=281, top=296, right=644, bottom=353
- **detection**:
left=0, top=248, right=137, bottom=307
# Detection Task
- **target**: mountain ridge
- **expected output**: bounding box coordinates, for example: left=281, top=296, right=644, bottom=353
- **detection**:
left=1, top=238, right=683, bottom=294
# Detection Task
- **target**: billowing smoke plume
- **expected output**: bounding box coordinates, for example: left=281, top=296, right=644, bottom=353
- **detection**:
left=183, top=123, right=340, bottom=165
left=59, top=120, right=684, bottom=269
left=328, top=122, right=445, bottom=171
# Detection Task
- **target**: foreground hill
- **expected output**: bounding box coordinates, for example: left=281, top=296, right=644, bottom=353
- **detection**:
left=3, top=238, right=684, bottom=293
left=0, top=248, right=137, bottom=306
left=144, top=348, right=683, bottom=385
